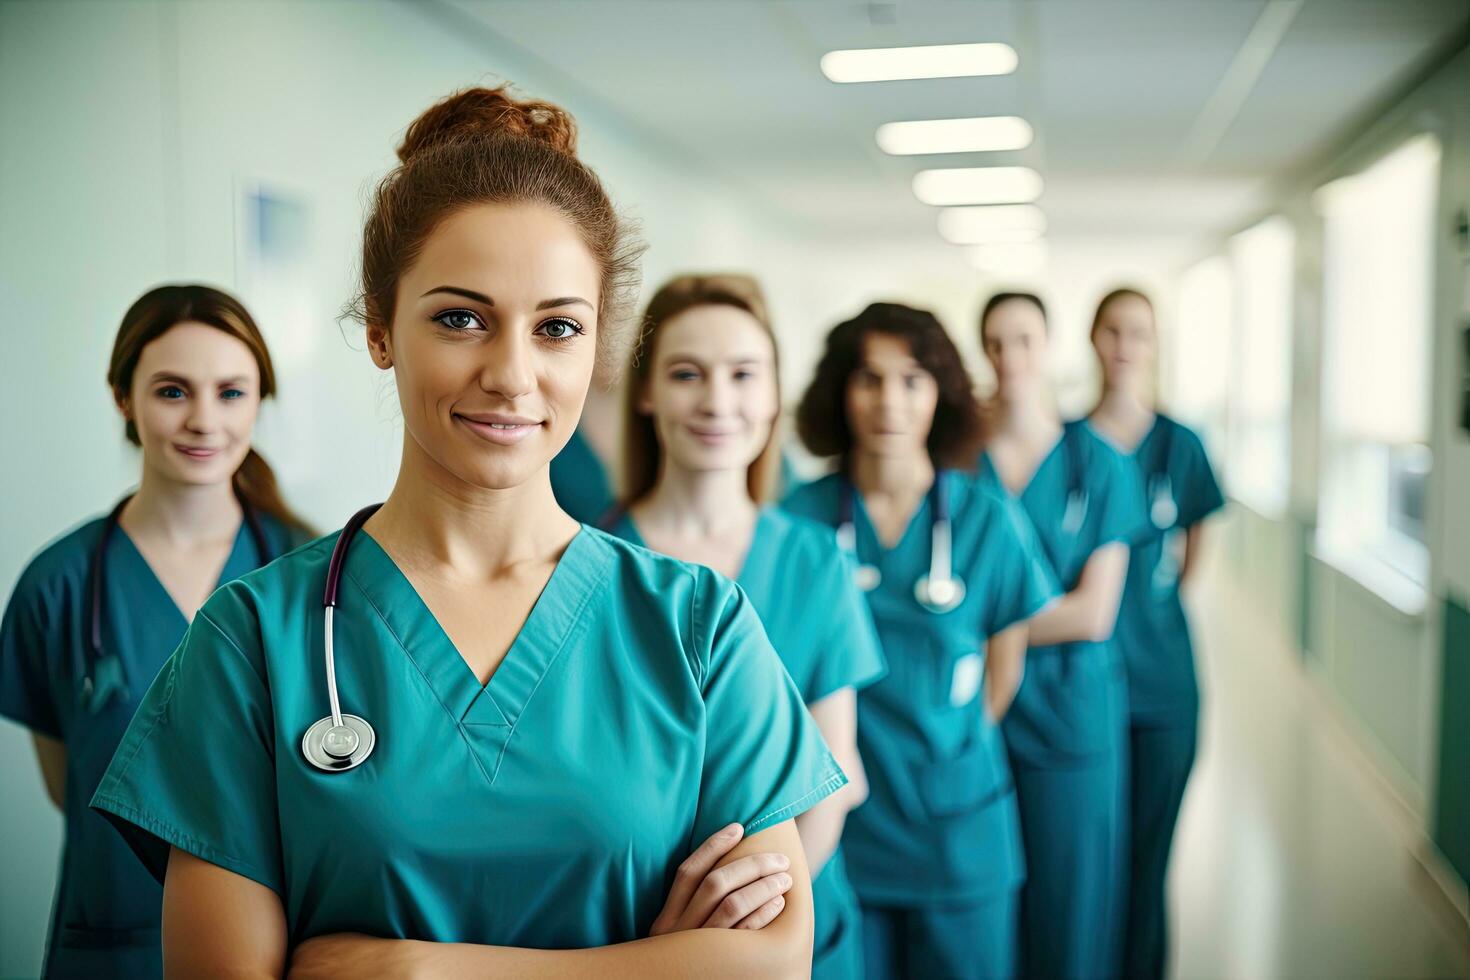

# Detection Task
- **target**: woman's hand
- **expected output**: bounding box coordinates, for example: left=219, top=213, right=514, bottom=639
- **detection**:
left=649, top=823, right=794, bottom=935
left=288, top=933, right=426, bottom=980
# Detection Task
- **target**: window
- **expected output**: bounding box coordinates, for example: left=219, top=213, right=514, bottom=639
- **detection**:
left=1315, top=133, right=1440, bottom=611
left=1227, top=216, right=1295, bottom=518
left=1168, top=255, right=1234, bottom=458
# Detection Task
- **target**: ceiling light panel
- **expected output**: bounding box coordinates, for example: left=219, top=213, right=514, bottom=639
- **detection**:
left=820, top=43, right=1018, bottom=83
left=877, top=116, right=1033, bottom=155
left=913, top=167, right=1043, bottom=206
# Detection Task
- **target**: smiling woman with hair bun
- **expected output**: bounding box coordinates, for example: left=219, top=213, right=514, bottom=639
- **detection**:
left=89, top=85, right=841, bottom=979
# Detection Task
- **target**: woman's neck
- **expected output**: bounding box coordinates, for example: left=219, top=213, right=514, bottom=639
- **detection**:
left=991, top=386, right=1061, bottom=443
left=635, top=460, right=756, bottom=537
left=369, top=438, right=578, bottom=577
left=850, top=449, right=934, bottom=501
left=122, top=465, right=242, bottom=546
left=1092, top=383, right=1152, bottom=425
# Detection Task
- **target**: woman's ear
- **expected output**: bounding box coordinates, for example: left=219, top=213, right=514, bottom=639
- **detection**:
left=112, top=387, right=131, bottom=422
left=366, top=322, right=394, bottom=370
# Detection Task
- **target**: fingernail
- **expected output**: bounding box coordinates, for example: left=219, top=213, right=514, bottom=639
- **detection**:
left=719, top=823, right=742, bottom=840
left=775, top=855, right=790, bottom=868
left=776, top=873, right=792, bottom=888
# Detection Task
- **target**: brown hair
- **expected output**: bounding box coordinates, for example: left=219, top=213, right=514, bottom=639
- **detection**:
left=1090, top=286, right=1155, bottom=337
left=978, top=290, right=1048, bottom=344
left=795, top=302, right=980, bottom=470
left=347, top=85, right=644, bottom=374
left=107, top=284, right=310, bottom=534
left=621, top=274, right=783, bottom=505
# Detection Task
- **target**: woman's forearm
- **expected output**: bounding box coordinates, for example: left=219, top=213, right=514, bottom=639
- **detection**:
left=795, top=790, right=852, bottom=876
left=982, top=624, right=1028, bottom=723
left=1024, top=543, right=1128, bottom=646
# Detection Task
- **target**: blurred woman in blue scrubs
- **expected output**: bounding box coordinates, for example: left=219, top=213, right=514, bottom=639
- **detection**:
left=1086, top=288, right=1224, bottom=980
left=0, top=284, right=310, bottom=979
left=784, top=302, right=1058, bottom=980
left=975, top=292, right=1142, bottom=980
left=605, top=272, right=887, bottom=978
left=89, top=87, right=842, bottom=978
left=549, top=363, right=618, bottom=524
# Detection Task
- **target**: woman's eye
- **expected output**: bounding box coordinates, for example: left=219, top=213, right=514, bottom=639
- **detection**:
left=433, top=309, right=481, bottom=331
left=536, top=317, right=584, bottom=341
left=733, top=369, right=754, bottom=382
left=157, top=386, right=185, bottom=400
left=670, top=368, right=700, bottom=382
left=221, top=388, right=246, bottom=401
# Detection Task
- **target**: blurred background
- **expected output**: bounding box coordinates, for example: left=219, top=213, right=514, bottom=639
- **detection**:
left=2, top=1, right=1470, bottom=976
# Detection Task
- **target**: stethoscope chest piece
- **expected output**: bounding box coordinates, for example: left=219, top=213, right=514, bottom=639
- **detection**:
left=914, top=573, right=966, bottom=614
left=1150, top=478, right=1177, bottom=529
left=854, top=563, right=882, bottom=592
left=302, top=714, right=376, bottom=772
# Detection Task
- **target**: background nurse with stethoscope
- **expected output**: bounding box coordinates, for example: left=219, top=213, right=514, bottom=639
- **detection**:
left=605, top=272, right=887, bottom=979
left=0, top=284, right=308, bottom=979
left=1085, top=287, right=1224, bottom=980
left=975, top=292, right=1142, bottom=980
left=784, top=302, right=1057, bottom=980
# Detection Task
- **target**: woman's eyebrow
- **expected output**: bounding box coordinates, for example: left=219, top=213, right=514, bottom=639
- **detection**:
left=536, top=296, right=593, bottom=311
left=419, top=286, right=591, bottom=312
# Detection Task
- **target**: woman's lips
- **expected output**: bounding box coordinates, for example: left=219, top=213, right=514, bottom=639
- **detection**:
left=174, top=444, right=222, bottom=459
left=455, top=413, right=542, bottom=446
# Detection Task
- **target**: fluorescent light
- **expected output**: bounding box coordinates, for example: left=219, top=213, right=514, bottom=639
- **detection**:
left=938, top=207, right=1047, bottom=245
left=877, top=116, right=1033, bottom=156
left=965, top=241, right=1049, bottom=274
left=821, top=43, right=1018, bottom=83
left=913, top=166, right=1042, bottom=206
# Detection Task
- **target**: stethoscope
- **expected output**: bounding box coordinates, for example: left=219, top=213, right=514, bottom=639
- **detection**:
left=301, top=503, right=381, bottom=773
left=85, top=493, right=273, bottom=714
left=837, top=473, right=966, bottom=614
left=1059, top=422, right=1177, bottom=535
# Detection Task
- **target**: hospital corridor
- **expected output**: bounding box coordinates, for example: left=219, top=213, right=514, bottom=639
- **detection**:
left=2, top=1, right=1470, bottom=978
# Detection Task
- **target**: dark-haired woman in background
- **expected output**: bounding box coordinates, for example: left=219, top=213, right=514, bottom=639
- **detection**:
left=0, top=284, right=310, bottom=979
left=975, top=292, right=1142, bottom=980
left=1086, top=288, right=1223, bottom=980
left=89, top=87, right=840, bottom=978
left=604, top=272, right=886, bottom=979
left=784, top=302, right=1056, bottom=980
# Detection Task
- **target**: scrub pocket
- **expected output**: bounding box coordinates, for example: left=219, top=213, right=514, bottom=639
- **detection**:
left=918, top=733, right=1010, bottom=818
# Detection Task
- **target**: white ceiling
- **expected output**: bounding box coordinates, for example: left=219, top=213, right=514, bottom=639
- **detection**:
left=437, top=0, right=1469, bottom=263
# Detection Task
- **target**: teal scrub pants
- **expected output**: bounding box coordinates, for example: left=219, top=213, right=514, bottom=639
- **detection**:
left=1009, top=756, right=1125, bottom=980
left=860, top=893, right=1017, bottom=980
left=1123, top=722, right=1196, bottom=980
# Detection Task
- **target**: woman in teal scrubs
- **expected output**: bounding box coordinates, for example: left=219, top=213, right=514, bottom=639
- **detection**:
left=1, top=284, right=310, bottom=979
left=604, top=272, right=887, bottom=978
left=1086, top=288, right=1223, bottom=980
left=90, top=86, right=840, bottom=977
left=975, top=292, right=1143, bottom=980
left=785, top=302, right=1057, bottom=980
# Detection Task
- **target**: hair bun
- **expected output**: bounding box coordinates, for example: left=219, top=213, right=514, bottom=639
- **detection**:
left=396, top=86, right=578, bottom=164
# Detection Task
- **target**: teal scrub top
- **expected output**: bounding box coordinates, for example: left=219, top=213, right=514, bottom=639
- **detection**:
left=783, top=471, right=1057, bottom=905
left=607, top=506, right=887, bottom=961
left=978, top=420, right=1145, bottom=769
left=90, top=525, right=844, bottom=950
left=0, top=509, right=292, bottom=980
left=550, top=429, right=615, bottom=525
left=1114, top=415, right=1224, bottom=727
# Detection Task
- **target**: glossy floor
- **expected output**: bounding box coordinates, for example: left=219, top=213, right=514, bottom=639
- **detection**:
left=1168, top=570, right=1470, bottom=979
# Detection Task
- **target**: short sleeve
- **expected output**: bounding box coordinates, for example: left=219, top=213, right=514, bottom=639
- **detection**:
left=0, top=564, right=64, bottom=738
left=982, top=498, right=1061, bottom=637
left=90, top=586, right=284, bottom=896
left=1177, top=428, right=1226, bottom=528
left=692, top=573, right=847, bottom=843
left=806, top=550, right=887, bottom=704
left=1091, top=441, right=1146, bottom=550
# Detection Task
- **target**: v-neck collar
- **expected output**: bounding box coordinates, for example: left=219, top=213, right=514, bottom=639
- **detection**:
left=979, top=431, right=1066, bottom=500
left=343, top=526, right=608, bottom=727
left=846, top=474, right=934, bottom=555
left=113, top=519, right=256, bottom=629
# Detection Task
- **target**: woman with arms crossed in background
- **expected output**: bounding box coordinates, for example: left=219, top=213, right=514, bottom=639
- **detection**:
left=785, top=302, right=1056, bottom=980
left=1087, top=288, right=1224, bottom=980
left=975, top=292, right=1143, bottom=980
left=605, top=272, right=887, bottom=979
left=1, top=285, right=309, bottom=979
left=90, top=87, right=841, bottom=979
